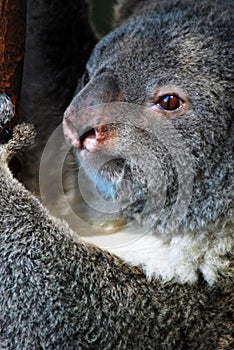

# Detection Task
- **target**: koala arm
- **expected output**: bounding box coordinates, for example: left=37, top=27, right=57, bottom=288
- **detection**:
left=0, top=123, right=160, bottom=349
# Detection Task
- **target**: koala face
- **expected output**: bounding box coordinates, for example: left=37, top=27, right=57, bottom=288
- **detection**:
left=64, top=4, right=233, bottom=236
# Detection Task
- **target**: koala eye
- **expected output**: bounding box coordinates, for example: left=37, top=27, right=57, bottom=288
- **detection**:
left=158, top=95, right=182, bottom=111
left=82, top=70, right=90, bottom=87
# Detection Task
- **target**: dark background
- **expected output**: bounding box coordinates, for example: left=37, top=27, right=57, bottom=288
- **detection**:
left=91, top=0, right=115, bottom=37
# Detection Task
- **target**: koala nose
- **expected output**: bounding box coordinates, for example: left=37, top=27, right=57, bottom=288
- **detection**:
left=63, top=72, right=121, bottom=152
left=79, top=124, right=118, bottom=153
left=63, top=119, right=117, bottom=153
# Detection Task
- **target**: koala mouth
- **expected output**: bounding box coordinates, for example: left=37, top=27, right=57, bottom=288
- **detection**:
left=78, top=126, right=126, bottom=185
left=75, top=125, right=148, bottom=211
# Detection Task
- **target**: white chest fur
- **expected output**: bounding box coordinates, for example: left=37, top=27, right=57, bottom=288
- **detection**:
left=83, top=218, right=233, bottom=285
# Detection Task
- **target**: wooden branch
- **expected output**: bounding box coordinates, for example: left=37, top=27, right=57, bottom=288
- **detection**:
left=0, top=0, right=26, bottom=114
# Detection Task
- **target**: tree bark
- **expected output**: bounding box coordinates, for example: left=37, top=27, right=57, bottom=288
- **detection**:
left=0, top=0, right=26, bottom=114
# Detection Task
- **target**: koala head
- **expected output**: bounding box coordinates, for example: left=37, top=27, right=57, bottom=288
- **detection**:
left=63, top=2, right=233, bottom=237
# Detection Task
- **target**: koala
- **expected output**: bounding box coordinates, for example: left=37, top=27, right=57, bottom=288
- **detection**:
left=63, top=0, right=234, bottom=285
left=0, top=93, right=233, bottom=350
left=1, top=0, right=233, bottom=348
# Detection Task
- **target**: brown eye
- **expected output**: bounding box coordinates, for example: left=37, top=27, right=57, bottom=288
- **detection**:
left=158, top=95, right=182, bottom=111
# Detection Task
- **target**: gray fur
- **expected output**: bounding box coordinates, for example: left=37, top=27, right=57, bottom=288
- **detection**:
left=0, top=119, right=233, bottom=349
left=0, top=0, right=233, bottom=348
left=65, top=0, right=234, bottom=235
left=0, top=94, right=14, bottom=131
left=0, top=94, right=14, bottom=144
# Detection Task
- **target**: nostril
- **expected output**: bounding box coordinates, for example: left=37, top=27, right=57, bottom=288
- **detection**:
left=64, top=121, right=116, bottom=153
left=79, top=128, right=96, bottom=149
left=79, top=125, right=112, bottom=153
